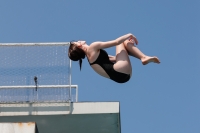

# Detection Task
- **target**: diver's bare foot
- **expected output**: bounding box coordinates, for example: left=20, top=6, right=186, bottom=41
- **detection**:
left=141, top=56, right=160, bottom=65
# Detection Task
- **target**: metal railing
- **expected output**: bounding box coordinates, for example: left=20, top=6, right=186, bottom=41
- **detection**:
left=0, top=42, right=77, bottom=103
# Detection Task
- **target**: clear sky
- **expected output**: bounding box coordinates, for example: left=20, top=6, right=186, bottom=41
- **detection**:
left=0, top=0, right=199, bottom=133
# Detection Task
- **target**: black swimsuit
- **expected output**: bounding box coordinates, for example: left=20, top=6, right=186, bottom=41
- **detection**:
left=89, top=49, right=130, bottom=83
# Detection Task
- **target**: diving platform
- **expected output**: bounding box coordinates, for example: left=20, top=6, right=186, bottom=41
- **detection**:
left=0, top=102, right=121, bottom=133
left=0, top=42, right=121, bottom=133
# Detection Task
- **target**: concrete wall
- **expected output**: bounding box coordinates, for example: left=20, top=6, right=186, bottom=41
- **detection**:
left=0, top=102, right=121, bottom=133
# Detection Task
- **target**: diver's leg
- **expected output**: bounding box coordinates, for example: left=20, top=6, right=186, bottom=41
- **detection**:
left=123, top=40, right=160, bottom=65
left=113, top=43, right=132, bottom=75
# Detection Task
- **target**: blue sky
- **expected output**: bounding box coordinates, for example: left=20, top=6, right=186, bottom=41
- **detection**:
left=0, top=0, right=199, bottom=133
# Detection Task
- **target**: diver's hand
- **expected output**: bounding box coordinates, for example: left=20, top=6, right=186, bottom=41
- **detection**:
left=129, top=34, right=138, bottom=45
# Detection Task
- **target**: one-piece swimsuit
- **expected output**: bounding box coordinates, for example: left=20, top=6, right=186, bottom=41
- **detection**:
left=89, top=49, right=130, bottom=83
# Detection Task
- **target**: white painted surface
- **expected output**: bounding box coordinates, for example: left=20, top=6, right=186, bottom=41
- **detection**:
left=0, top=123, right=35, bottom=133
left=72, top=102, right=119, bottom=114
left=0, top=102, right=121, bottom=133
left=0, top=102, right=119, bottom=116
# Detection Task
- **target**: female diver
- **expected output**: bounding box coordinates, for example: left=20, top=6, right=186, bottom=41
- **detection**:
left=68, top=33, right=160, bottom=83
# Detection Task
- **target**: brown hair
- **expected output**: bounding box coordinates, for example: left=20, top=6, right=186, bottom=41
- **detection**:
left=68, top=41, right=85, bottom=70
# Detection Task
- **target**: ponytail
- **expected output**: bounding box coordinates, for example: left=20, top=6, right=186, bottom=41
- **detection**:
left=79, top=59, right=82, bottom=70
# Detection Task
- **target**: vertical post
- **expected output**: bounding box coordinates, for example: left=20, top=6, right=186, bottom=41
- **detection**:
left=69, top=59, right=72, bottom=102
left=76, top=86, right=78, bottom=102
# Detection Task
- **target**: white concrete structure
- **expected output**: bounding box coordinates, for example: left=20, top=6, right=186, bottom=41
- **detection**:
left=0, top=123, right=35, bottom=133
left=0, top=42, right=121, bottom=133
left=0, top=102, right=121, bottom=133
